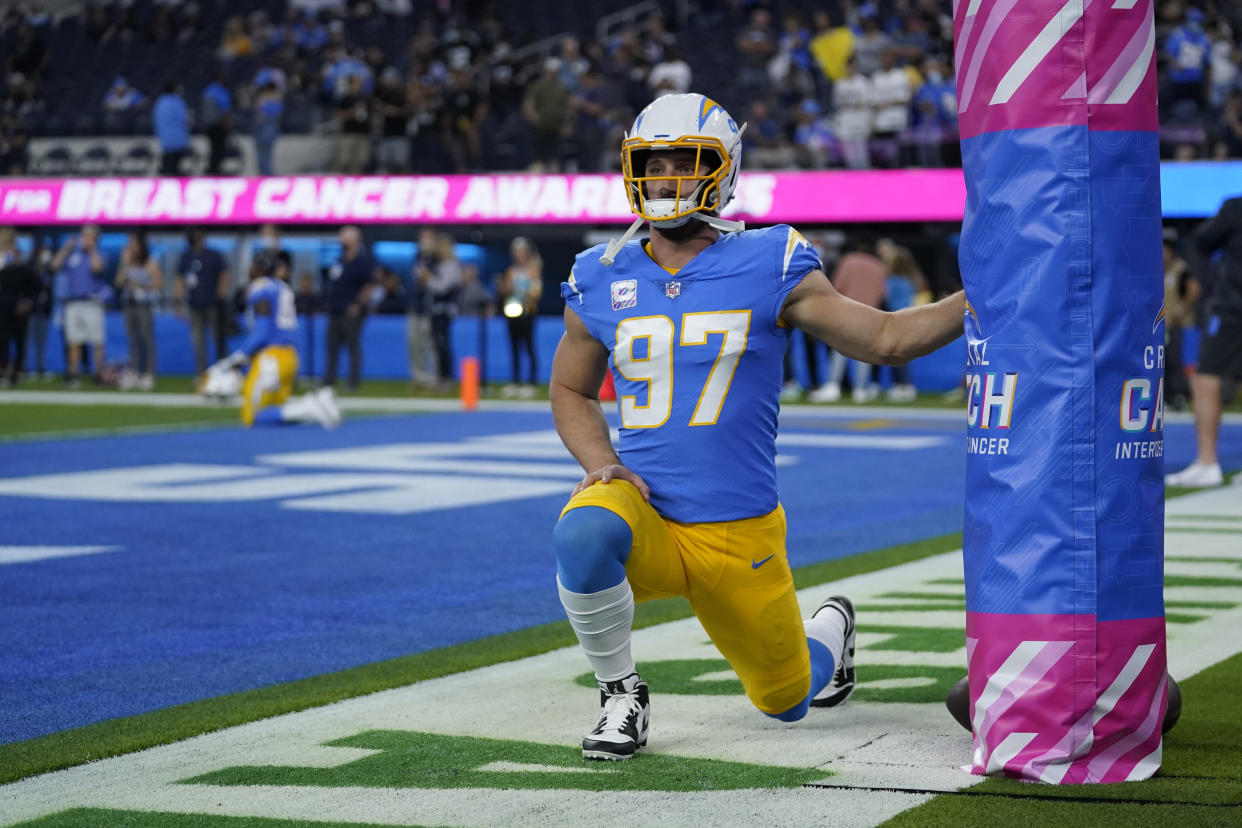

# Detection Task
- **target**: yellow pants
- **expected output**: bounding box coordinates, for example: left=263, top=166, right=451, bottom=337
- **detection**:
left=241, top=345, right=298, bottom=426
left=561, top=480, right=810, bottom=714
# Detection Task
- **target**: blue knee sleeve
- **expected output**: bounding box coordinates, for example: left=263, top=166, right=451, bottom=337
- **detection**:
left=553, top=506, right=632, bottom=594
left=766, top=637, right=836, bottom=723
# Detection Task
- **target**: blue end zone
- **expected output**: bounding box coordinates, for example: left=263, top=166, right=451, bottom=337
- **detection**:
left=0, top=412, right=1237, bottom=743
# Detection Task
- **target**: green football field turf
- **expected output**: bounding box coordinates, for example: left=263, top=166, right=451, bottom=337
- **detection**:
left=3, top=398, right=1240, bottom=827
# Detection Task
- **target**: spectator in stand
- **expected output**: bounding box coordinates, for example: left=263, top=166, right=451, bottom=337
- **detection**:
left=176, top=228, right=230, bottom=378
left=0, top=228, right=39, bottom=388
left=323, top=225, right=373, bottom=391
left=51, top=225, right=107, bottom=387
left=294, top=271, right=321, bottom=317
left=253, top=81, right=284, bottom=175
left=871, top=50, right=912, bottom=167
left=201, top=72, right=233, bottom=175
left=642, top=14, right=678, bottom=66
left=1215, top=89, right=1242, bottom=159
left=497, top=236, right=542, bottom=397
left=809, top=9, right=854, bottom=83
left=153, top=81, right=190, bottom=175
left=7, top=23, right=47, bottom=83
left=367, top=266, right=406, bottom=315
left=0, top=114, right=30, bottom=175
left=1208, top=21, right=1240, bottom=110
left=408, top=229, right=438, bottom=388
left=1163, top=236, right=1200, bottom=409
left=102, top=76, right=145, bottom=132
left=823, top=239, right=889, bottom=403
left=558, top=36, right=591, bottom=91
left=26, top=240, right=53, bottom=380
left=428, top=233, right=462, bottom=385
left=744, top=99, right=795, bottom=169
left=1166, top=196, right=1242, bottom=487
left=374, top=67, right=411, bottom=173
left=116, top=232, right=162, bottom=391
left=852, top=10, right=893, bottom=77
left=736, top=7, right=776, bottom=93
left=524, top=58, right=571, bottom=173
left=792, top=99, right=838, bottom=168
left=834, top=56, right=875, bottom=169
left=217, top=16, right=255, bottom=61
left=911, top=56, right=957, bottom=166
left=769, top=12, right=816, bottom=98
left=333, top=73, right=372, bottom=174
left=648, top=44, right=692, bottom=97
left=876, top=238, right=926, bottom=402
left=458, top=262, right=493, bottom=318
left=570, top=67, right=609, bottom=171
left=1165, top=8, right=1211, bottom=111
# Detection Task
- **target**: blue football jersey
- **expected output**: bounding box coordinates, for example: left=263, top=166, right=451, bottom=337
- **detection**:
left=562, top=225, right=822, bottom=522
left=237, top=276, right=298, bottom=356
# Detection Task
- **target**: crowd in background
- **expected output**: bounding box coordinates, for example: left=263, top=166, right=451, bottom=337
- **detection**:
left=0, top=222, right=550, bottom=398
left=4, top=0, right=1242, bottom=176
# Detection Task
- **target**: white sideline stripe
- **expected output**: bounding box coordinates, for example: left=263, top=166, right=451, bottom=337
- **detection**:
left=476, top=761, right=609, bottom=775
left=0, top=545, right=119, bottom=565
left=776, top=434, right=947, bottom=450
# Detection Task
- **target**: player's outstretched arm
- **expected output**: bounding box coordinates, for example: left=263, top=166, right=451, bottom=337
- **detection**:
left=782, top=271, right=965, bottom=365
left=550, top=306, right=650, bottom=501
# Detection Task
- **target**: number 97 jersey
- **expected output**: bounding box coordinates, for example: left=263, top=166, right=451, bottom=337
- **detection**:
left=562, top=225, right=822, bottom=524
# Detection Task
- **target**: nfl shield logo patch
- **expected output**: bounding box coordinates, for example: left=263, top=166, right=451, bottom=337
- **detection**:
left=665, top=281, right=681, bottom=299
left=610, top=279, right=637, bottom=311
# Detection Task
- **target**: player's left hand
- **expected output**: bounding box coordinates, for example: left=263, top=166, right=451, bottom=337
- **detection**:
left=572, top=464, right=650, bottom=502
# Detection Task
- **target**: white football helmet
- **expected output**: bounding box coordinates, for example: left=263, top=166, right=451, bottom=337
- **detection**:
left=601, top=93, right=746, bottom=265
left=200, top=364, right=242, bottom=401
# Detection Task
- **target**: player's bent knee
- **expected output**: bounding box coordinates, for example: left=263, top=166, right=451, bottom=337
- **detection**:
left=554, top=506, right=632, bottom=594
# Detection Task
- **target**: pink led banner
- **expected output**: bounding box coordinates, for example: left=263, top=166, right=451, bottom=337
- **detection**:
left=0, top=170, right=967, bottom=225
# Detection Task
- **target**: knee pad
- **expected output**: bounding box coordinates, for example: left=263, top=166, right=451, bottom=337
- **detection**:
left=553, top=505, right=632, bottom=594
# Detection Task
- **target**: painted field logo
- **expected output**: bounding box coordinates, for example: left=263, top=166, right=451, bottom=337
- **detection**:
left=183, top=731, right=826, bottom=791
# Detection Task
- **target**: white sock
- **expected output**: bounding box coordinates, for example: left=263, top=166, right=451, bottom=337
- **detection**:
left=804, top=611, right=846, bottom=690
left=557, top=577, right=636, bottom=682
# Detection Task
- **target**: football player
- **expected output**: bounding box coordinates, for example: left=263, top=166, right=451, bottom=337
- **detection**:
left=550, top=93, right=966, bottom=760
left=205, top=249, right=340, bottom=428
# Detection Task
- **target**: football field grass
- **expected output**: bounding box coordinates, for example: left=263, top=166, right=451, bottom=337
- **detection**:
left=1, top=392, right=1240, bottom=827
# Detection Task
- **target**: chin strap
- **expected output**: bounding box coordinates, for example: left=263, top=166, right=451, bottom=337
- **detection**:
left=600, top=216, right=646, bottom=266
left=600, top=212, right=745, bottom=266
left=700, top=213, right=745, bottom=232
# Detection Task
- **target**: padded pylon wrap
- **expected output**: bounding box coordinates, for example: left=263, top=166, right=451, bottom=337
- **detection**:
left=953, top=0, right=1167, bottom=783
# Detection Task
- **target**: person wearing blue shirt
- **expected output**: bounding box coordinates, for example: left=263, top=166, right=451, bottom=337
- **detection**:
left=323, top=225, right=374, bottom=390
left=201, top=73, right=233, bottom=175
left=252, top=80, right=284, bottom=176
left=153, top=81, right=191, bottom=175
left=208, top=250, right=340, bottom=429
left=549, top=94, right=966, bottom=760
left=1165, top=8, right=1211, bottom=110
left=176, top=229, right=231, bottom=377
left=50, top=224, right=107, bottom=386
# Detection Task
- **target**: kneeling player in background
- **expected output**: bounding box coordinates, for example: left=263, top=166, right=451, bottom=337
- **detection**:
left=205, top=249, right=341, bottom=429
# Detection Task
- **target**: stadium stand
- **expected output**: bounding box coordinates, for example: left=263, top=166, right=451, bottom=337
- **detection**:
left=3, top=0, right=1239, bottom=176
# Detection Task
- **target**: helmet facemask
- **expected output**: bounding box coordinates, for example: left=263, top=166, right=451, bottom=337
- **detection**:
left=621, top=138, right=731, bottom=230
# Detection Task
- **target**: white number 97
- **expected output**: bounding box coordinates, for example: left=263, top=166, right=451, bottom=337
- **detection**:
left=614, top=311, right=750, bottom=428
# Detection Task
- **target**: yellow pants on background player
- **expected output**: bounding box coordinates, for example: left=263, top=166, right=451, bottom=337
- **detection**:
left=561, top=480, right=810, bottom=714
left=241, top=345, right=298, bottom=426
